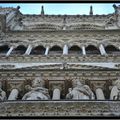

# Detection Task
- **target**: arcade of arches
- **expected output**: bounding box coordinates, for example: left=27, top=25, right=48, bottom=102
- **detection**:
left=0, top=44, right=120, bottom=56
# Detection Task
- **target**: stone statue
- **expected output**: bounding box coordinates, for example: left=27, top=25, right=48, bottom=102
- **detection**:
left=22, top=77, right=50, bottom=100
left=113, top=4, right=120, bottom=15
left=66, top=79, right=95, bottom=100
left=0, top=82, right=6, bottom=101
left=113, top=4, right=120, bottom=28
left=110, top=78, right=120, bottom=100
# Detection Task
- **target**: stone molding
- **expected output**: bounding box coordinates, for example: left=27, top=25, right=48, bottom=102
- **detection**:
left=0, top=100, right=119, bottom=117
left=0, top=55, right=119, bottom=63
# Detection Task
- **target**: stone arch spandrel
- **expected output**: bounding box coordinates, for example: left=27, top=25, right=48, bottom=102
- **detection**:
left=15, top=43, right=28, bottom=48
left=85, top=42, right=99, bottom=49
left=68, top=43, right=81, bottom=49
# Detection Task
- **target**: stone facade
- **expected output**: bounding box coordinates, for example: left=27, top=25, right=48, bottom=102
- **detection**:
left=0, top=4, right=120, bottom=117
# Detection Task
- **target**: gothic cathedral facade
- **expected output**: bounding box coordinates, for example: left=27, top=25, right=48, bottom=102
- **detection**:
left=0, top=4, right=120, bottom=117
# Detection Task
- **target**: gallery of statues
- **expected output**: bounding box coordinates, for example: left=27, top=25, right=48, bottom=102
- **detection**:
left=0, top=4, right=120, bottom=117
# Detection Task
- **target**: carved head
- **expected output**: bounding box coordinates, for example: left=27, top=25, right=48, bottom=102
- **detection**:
left=32, top=77, right=45, bottom=88
left=72, top=79, right=83, bottom=88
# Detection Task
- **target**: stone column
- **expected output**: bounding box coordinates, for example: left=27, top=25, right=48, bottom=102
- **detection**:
left=52, top=88, right=61, bottom=100
left=24, top=45, right=32, bottom=55
left=82, top=46, right=86, bottom=55
left=63, top=45, right=68, bottom=55
left=99, top=44, right=107, bottom=55
left=110, top=86, right=119, bottom=100
left=95, top=88, right=105, bottom=100
left=6, top=46, right=14, bottom=56
left=8, top=89, right=19, bottom=100
left=45, top=46, right=49, bottom=55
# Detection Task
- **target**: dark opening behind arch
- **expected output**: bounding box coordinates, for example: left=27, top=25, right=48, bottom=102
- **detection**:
left=49, top=45, right=63, bottom=55
left=30, top=46, right=46, bottom=55
left=86, top=45, right=100, bottom=55
left=11, top=45, right=27, bottom=55
left=69, top=45, right=82, bottom=55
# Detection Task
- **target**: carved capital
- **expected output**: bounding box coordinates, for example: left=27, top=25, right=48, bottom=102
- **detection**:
left=49, top=80, right=65, bottom=92
left=90, top=80, right=107, bottom=91
left=7, top=78, right=25, bottom=91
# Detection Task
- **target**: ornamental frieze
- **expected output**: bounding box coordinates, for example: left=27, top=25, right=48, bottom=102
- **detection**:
left=0, top=101, right=119, bottom=116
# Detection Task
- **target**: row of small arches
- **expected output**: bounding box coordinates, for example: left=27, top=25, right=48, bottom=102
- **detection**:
left=0, top=44, right=120, bottom=55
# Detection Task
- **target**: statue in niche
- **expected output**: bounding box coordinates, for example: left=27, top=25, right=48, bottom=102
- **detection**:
left=22, top=77, right=50, bottom=100
left=110, top=78, right=120, bottom=100
left=66, top=79, right=95, bottom=100
left=0, top=82, right=6, bottom=101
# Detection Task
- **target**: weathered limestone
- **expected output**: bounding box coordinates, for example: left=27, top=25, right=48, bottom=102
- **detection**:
left=95, top=88, right=105, bottom=100
left=52, top=88, right=61, bottom=100
left=6, top=46, right=14, bottom=56
left=82, top=46, right=86, bottom=55
left=66, top=79, right=95, bottom=100
left=110, top=79, right=120, bottom=100
left=99, top=44, right=107, bottom=55
left=8, top=88, right=19, bottom=100
left=22, top=77, right=50, bottom=100
left=24, top=45, right=32, bottom=55
left=63, top=45, right=68, bottom=55
left=45, top=47, right=49, bottom=55
left=0, top=82, right=6, bottom=101
left=6, top=11, right=16, bottom=24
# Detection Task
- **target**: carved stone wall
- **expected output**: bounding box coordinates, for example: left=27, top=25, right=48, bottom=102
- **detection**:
left=0, top=101, right=120, bottom=117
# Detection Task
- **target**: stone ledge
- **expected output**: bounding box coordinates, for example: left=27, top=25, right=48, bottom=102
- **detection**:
left=0, top=55, right=119, bottom=63
left=0, top=100, right=119, bottom=117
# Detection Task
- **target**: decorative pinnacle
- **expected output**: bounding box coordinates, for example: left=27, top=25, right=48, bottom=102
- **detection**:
left=41, top=6, right=44, bottom=15
left=89, top=5, right=93, bottom=15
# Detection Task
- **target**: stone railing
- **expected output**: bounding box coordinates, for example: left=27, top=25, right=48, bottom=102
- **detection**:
left=0, top=100, right=119, bottom=117
left=0, top=54, right=119, bottom=63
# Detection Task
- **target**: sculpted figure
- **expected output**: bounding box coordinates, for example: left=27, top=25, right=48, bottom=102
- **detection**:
left=66, top=79, right=95, bottom=100
left=0, top=82, right=6, bottom=101
left=113, top=4, right=120, bottom=28
left=22, top=77, right=50, bottom=100
left=113, top=4, right=120, bottom=15
left=110, top=78, right=120, bottom=100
